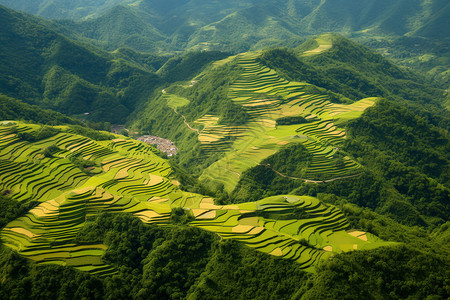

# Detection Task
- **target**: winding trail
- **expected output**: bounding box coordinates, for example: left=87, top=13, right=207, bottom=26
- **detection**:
left=259, top=164, right=362, bottom=184
left=173, top=108, right=199, bottom=134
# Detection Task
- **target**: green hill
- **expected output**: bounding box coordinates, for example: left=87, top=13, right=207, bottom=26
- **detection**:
left=130, top=35, right=446, bottom=192
left=0, top=0, right=134, bottom=20
left=56, top=0, right=448, bottom=80
left=0, top=5, right=164, bottom=123
left=60, top=5, right=168, bottom=52
left=0, top=93, right=83, bottom=126
left=0, top=120, right=391, bottom=275
left=0, top=4, right=239, bottom=123
left=4, top=0, right=448, bottom=40
left=0, top=119, right=447, bottom=298
left=0, top=3, right=448, bottom=297
left=2, top=0, right=447, bottom=81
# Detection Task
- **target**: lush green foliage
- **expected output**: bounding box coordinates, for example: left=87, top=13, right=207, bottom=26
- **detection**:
left=3, top=0, right=446, bottom=58
left=1, top=211, right=448, bottom=299
left=236, top=99, right=449, bottom=227
left=260, top=36, right=445, bottom=106
left=68, top=125, right=114, bottom=141
left=233, top=144, right=312, bottom=202
left=276, top=116, right=309, bottom=126
left=157, top=52, right=230, bottom=82
left=360, top=36, right=450, bottom=86
left=229, top=38, right=449, bottom=228
left=0, top=194, right=38, bottom=229
left=0, top=94, right=82, bottom=125
left=0, top=245, right=105, bottom=300
left=0, top=213, right=309, bottom=299
left=303, top=245, right=449, bottom=299
left=0, top=5, right=162, bottom=123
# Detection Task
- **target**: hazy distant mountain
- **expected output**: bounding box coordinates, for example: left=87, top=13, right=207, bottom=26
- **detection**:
left=2, top=0, right=448, bottom=47
left=0, top=0, right=133, bottom=19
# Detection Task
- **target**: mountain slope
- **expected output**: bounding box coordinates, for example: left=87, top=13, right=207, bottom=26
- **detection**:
left=60, top=5, right=168, bottom=52
left=0, top=93, right=83, bottom=126
left=0, top=5, right=163, bottom=123
left=0, top=4, right=448, bottom=298
left=0, top=0, right=134, bottom=19
left=129, top=35, right=448, bottom=227
left=14, top=0, right=447, bottom=53
left=3, top=0, right=446, bottom=79
left=230, top=37, right=449, bottom=226
left=0, top=121, right=389, bottom=275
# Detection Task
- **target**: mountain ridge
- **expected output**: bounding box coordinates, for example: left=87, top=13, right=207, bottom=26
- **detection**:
left=2, top=0, right=447, bottom=51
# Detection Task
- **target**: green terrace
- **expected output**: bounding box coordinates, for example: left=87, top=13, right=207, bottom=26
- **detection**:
left=0, top=122, right=392, bottom=276
left=192, top=51, right=377, bottom=192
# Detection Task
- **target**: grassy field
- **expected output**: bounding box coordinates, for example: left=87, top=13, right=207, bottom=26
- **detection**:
left=0, top=122, right=390, bottom=275
left=196, top=52, right=378, bottom=192
left=163, top=93, right=191, bottom=109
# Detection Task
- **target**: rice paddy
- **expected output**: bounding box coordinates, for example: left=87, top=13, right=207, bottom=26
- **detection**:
left=0, top=121, right=390, bottom=275
left=187, top=194, right=393, bottom=271
left=195, top=51, right=378, bottom=192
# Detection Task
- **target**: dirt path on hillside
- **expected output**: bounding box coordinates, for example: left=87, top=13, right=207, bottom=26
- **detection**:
left=173, top=108, right=199, bottom=134
left=259, top=164, right=362, bottom=183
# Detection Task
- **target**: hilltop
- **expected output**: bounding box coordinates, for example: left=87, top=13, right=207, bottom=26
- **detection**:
left=3, top=0, right=448, bottom=38
left=0, top=4, right=168, bottom=123
left=0, top=5, right=232, bottom=123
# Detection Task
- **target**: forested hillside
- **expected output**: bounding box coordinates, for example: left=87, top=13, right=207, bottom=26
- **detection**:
left=1, top=0, right=447, bottom=56
left=0, top=5, right=164, bottom=123
left=1, top=0, right=447, bottom=83
left=0, top=5, right=232, bottom=123
left=130, top=35, right=447, bottom=186
left=0, top=0, right=132, bottom=19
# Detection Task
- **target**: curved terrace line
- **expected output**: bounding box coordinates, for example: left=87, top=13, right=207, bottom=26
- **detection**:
left=259, top=164, right=363, bottom=183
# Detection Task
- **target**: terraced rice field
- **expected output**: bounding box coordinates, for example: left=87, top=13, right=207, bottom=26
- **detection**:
left=303, top=34, right=333, bottom=56
left=0, top=122, right=390, bottom=275
left=0, top=123, right=181, bottom=276
left=186, top=195, right=391, bottom=271
left=197, top=51, right=378, bottom=192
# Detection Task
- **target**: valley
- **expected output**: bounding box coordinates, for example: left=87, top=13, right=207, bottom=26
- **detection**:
left=0, top=1, right=448, bottom=299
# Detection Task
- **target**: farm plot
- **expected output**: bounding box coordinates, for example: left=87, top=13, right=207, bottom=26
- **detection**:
left=1, top=122, right=389, bottom=275
left=188, top=195, right=392, bottom=271
left=197, top=52, right=378, bottom=192
left=0, top=123, right=196, bottom=275
left=302, top=34, right=334, bottom=56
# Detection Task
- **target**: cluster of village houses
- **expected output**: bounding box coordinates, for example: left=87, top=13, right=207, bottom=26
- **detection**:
left=137, top=135, right=178, bottom=157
